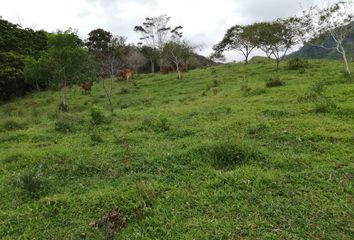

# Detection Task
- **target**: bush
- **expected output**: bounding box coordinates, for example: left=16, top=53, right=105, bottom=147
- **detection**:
left=314, top=97, right=337, bottom=113
left=119, top=87, right=129, bottom=94
left=265, top=76, right=285, bottom=88
left=55, top=114, right=83, bottom=133
left=240, top=83, right=252, bottom=95
left=208, top=141, right=263, bottom=170
left=1, top=119, right=26, bottom=131
left=288, top=58, right=309, bottom=70
left=298, top=81, right=326, bottom=102
left=90, top=129, right=104, bottom=143
left=342, top=70, right=352, bottom=81
left=247, top=122, right=270, bottom=136
left=0, top=52, right=29, bottom=100
left=140, top=117, right=170, bottom=132
left=16, top=170, right=47, bottom=199
left=91, top=105, right=106, bottom=125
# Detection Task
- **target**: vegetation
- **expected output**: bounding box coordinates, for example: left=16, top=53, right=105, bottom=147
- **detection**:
left=1, top=1, right=354, bottom=238
left=1, top=59, right=353, bottom=239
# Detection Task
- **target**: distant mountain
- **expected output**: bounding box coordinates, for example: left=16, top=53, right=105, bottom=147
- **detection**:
left=288, top=22, right=354, bottom=60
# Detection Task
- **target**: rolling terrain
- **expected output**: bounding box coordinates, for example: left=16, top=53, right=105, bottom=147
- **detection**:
left=0, top=59, right=353, bottom=239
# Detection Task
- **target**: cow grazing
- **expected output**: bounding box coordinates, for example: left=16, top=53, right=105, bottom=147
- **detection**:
left=117, top=68, right=134, bottom=81
left=81, top=81, right=93, bottom=94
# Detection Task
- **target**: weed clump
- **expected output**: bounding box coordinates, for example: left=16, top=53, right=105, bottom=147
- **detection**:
left=140, top=117, right=170, bottom=132
left=16, top=170, right=48, bottom=199
left=247, top=122, right=270, bottom=136
left=91, top=105, right=106, bottom=125
left=266, top=76, right=285, bottom=88
left=119, top=87, right=129, bottom=94
left=298, top=81, right=326, bottom=102
left=313, top=97, right=337, bottom=113
left=55, top=114, right=83, bottom=133
left=208, top=141, right=263, bottom=170
left=288, top=58, right=309, bottom=70
left=1, top=119, right=26, bottom=131
left=90, top=129, right=104, bottom=143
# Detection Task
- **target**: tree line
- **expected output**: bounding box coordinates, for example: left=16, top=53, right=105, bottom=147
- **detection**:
left=0, top=15, right=197, bottom=105
left=213, top=0, right=353, bottom=74
left=0, top=0, right=352, bottom=105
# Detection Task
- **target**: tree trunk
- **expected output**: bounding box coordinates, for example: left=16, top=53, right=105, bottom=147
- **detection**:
left=340, top=45, right=351, bottom=80
left=59, top=81, right=68, bottom=111
left=176, top=63, right=181, bottom=80
left=35, top=80, right=40, bottom=91
left=150, top=58, right=155, bottom=73
left=276, top=59, right=280, bottom=71
left=103, top=77, right=114, bottom=115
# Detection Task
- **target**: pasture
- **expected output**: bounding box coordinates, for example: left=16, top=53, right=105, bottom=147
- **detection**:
left=0, top=59, right=353, bottom=239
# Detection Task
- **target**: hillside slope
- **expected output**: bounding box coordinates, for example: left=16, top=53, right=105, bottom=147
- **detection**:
left=0, top=60, right=353, bottom=239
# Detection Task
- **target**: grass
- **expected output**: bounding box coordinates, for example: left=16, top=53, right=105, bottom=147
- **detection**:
left=0, top=59, right=353, bottom=239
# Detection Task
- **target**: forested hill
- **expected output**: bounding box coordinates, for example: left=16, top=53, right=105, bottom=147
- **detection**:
left=289, top=22, right=354, bottom=60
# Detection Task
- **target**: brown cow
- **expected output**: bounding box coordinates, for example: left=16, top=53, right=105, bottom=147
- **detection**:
left=81, top=81, right=93, bottom=94
left=117, top=68, right=134, bottom=81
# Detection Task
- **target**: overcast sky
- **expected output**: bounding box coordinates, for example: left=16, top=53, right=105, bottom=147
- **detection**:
left=1, top=0, right=316, bottom=61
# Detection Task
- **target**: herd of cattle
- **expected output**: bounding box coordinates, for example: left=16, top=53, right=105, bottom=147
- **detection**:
left=81, top=66, right=186, bottom=94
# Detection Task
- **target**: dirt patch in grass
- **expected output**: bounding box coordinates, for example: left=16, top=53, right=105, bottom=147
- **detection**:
left=91, top=207, right=127, bottom=240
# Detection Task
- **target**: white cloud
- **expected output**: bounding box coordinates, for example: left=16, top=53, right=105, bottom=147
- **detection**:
left=1, top=0, right=316, bottom=61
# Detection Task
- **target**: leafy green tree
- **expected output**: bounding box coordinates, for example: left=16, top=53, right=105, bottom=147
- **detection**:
left=0, top=51, right=27, bottom=100
left=0, top=18, right=47, bottom=58
left=213, top=25, right=258, bottom=64
left=86, top=28, right=112, bottom=53
left=24, top=54, right=53, bottom=91
left=139, top=45, right=159, bottom=73
left=26, top=30, right=94, bottom=110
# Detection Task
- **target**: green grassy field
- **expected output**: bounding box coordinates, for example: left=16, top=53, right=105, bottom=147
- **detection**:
left=0, top=59, right=353, bottom=239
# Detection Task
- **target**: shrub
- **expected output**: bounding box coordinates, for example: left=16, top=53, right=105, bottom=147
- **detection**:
left=247, top=122, right=270, bottom=136
left=208, top=141, right=263, bottom=170
left=265, top=76, right=285, bottom=88
left=212, top=79, right=222, bottom=87
left=288, top=58, right=309, bottom=70
left=16, top=170, right=47, bottom=199
left=119, top=87, right=129, bottom=94
left=140, top=117, right=170, bottom=132
left=298, top=81, right=326, bottom=102
left=314, top=97, right=337, bottom=113
left=90, top=129, right=104, bottom=143
left=1, top=119, right=26, bottom=131
left=55, top=114, right=83, bottom=133
left=0, top=52, right=29, bottom=101
left=240, top=83, right=252, bottom=95
left=91, top=105, right=105, bottom=125
left=342, top=70, right=352, bottom=81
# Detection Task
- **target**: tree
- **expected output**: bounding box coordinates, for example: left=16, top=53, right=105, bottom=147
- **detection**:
left=24, top=55, right=53, bottom=91
left=163, top=41, right=193, bottom=80
left=139, top=45, right=159, bottom=73
left=213, top=25, right=258, bottom=64
left=31, top=30, right=94, bottom=111
left=251, top=22, right=274, bottom=59
left=134, top=15, right=183, bottom=72
left=262, top=17, right=304, bottom=70
left=0, top=52, right=27, bottom=100
left=86, top=29, right=129, bottom=114
left=86, top=28, right=112, bottom=53
left=303, top=0, right=353, bottom=79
